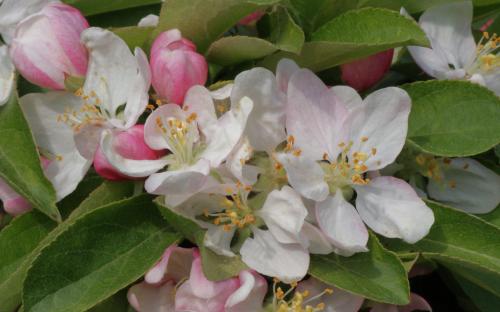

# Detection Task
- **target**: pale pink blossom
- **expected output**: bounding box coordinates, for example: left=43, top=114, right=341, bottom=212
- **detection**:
left=150, top=29, right=208, bottom=104
left=10, top=2, right=89, bottom=89
left=341, top=49, right=394, bottom=91
left=238, top=11, right=264, bottom=25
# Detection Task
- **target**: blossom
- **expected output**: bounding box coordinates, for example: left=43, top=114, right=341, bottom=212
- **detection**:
left=138, top=14, right=159, bottom=27
left=238, top=11, right=264, bottom=26
left=20, top=27, right=151, bottom=199
left=0, top=45, right=14, bottom=105
left=407, top=1, right=500, bottom=95
left=277, top=62, right=434, bottom=255
left=419, top=156, right=500, bottom=214
left=10, top=2, right=89, bottom=89
left=128, top=245, right=267, bottom=312
left=0, top=178, right=32, bottom=216
left=370, top=293, right=432, bottom=312
left=150, top=29, right=208, bottom=104
left=340, top=49, right=394, bottom=91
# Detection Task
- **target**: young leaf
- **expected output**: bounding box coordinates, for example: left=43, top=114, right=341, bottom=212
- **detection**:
left=402, top=80, right=500, bottom=157
left=0, top=92, right=59, bottom=221
left=153, top=0, right=280, bottom=52
left=207, top=36, right=278, bottom=66
left=309, top=233, right=410, bottom=305
left=62, top=0, right=162, bottom=16
left=259, top=7, right=428, bottom=71
left=266, top=6, right=305, bottom=54
left=112, top=26, right=155, bottom=53
left=23, top=194, right=180, bottom=312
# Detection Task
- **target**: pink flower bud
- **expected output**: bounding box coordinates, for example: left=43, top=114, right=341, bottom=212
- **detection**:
left=340, top=49, right=394, bottom=91
left=10, top=3, right=89, bottom=90
left=93, top=125, right=166, bottom=181
left=150, top=29, right=208, bottom=105
left=238, top=11, right=265, bottom=25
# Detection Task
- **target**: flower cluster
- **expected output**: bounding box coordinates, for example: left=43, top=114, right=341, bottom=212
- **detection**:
left=0, top=1, right=499, bottom=312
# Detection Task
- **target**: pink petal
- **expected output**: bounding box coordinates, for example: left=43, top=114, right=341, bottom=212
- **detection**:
left=341, top=49, right=394, bottom=91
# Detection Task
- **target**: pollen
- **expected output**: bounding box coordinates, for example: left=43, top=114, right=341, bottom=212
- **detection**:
left=361, top=136, right=368, bottom=142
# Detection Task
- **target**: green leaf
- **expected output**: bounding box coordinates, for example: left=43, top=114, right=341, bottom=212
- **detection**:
left=451, top=266, right=500, bottom=312
left=62, top=0, right=162, bottom=16
left=87, top=289, right=130, bottom=312
left=0, top=92, right=59, bottom=221
left=87, top=4, right=161, bottom=28
left=357, top=0, right=500, bottom=13
left=112, top=26, right=154, bottom=53
left=266, top=7, right=305, bottom=54
left=481, top=205, right=500, bottom=228
left=207, top=36, right=278, bottom=66
left=385, top=201, right=500, bottom=276
left=154, top=0, right=280, bottom=53
left=0, top=181, right=131, bottom=312
left=0, top=212, right=56, bottom=312
left=155, top=198, right=248, bottom=281
left=402, top=80, right=500, bottom=157
left=309, top=233, right=410, bottom=305
left=259, top=7, right=428, bottom=71
left=23, top=194, right=180, bottom=312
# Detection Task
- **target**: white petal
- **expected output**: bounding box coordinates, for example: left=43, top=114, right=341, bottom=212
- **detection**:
left=315, top=191, right=369, bottom=256
left=428, top=158, right=500, bottom=214
left=44, top=150, right=92, bottom=200
left=240, top=227, right=309, bottom=283
left=144, top=159, right=210, bottom=195
left=0, top=0, right=56, bottom=44
left=123, top=47, right=151, bottom=129
left=418, top=1, right=475, bottom=70
left=100, top=129, right=170, bottom=177
left=482, top=70, right=500, bottom=96
left=297, top=278, right=364, bottom=312
left=299, top=222, right=334, bottom=255
left=137, top=14, right=159, bottom=27
left=287, top=69, right=349, bottom=160
left=127, top=281, right=176, bottom=312
left=407, top=45, right=452, bottom=79
left=259, top=185, right=308, bottom=244
left=225, top=270, right=268, bottom=312
left=0, top=45, right=14, bottom=105
left=183, top=85, right=217, bottom=137
left=210, top=83, right=233, bottom=100
left=19, top=92, right=83, bottom=155
left=82, top=27, right=148, bottom=128
left=200, top=96, right=253, bottom=167
left=276, top=153, right=329, bottom=201
left=348, top=87, right=411, bottom=171
left=204, top=225, right=236, bottom=257
left=74, top=124, right=105, bottom=160
left=331, top=86, right=363, bottom=112
left=355, top=176, right=435, bottom=243
left=276, top=58, right=300, bottom=93
left=225, top=137, right=259, bottom=185
left=231, top=67, right=286, bottom=151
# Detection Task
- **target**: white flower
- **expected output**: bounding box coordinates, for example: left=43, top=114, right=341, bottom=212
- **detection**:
left=407, top=1, right=500, bottom=95
left=20, top=27, right=151, bottom=199
left=426, top=157, right=500, bottom=214
left=277, top=64, right=435, bottom=256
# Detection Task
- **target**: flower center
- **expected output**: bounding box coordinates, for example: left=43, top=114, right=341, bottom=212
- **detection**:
left=272, top=280, right=333, bottom=312
left=56, top=89, right=106, bottom=132
left=468, top=31, right=500, bottom=74
left=415, top=154, right=463, bottom=189
left=155, top=111, right=200, bottom=166
left=204, top=182, right=256, bottom=231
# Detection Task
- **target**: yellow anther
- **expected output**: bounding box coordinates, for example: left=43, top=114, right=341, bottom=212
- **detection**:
left=316, top=302, right=326, bottom=310
left=146, top=104, right=155, bottom=111
left=291, top=281, right=298, bottom=288
left=322, top=153, right=329, bottom=161
left=225, top=187, right=234, bottom=195
left=274, top=162, right=283, bottom=170
left=203, top=208, right=209, bottom=217
left=293, top=149, right=302, bottom=157
left=213, top=217, right=221, bottom=225
left=156, top=99, right=162, bottom=106
left=338, top=142, right=345, bottom=148
left=74, top=88, right=83, bottom=96
left=371, top=148, right=377, bottom=155
left=276, top=287, right=285, bottom=300
left=223, top=224, right=233, bottom=232
left=302, top=290, right=310, bottom=298
left=324, top=288, right=333, bottom=295
left=361, top=136, right=368, bottom=142
left=415, top=154, right=426, bottom=166
left=186, top=112, right=198, bottom=123
left=55, top=155, right=63, bottom=161
left=484, top=31, right=490, bottom=39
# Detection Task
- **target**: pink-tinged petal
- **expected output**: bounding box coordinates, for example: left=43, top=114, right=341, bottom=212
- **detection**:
left=276, top=153, right=329, bottom=202
left=330, top=86, right=363, bottom=112
left=225, top=270, right=268, bottom=312
left=182, top=85, right=218, bottom=137
left=10, top=3, right=88, bottom=89
left=0, top=178, right=32, bottom=216
left=127, top=281, right=176, bottom=312
left=231, top=67, right=285, bottom=152
left=348, top=87, right=411, bottom=171
left=0, top=45, right=15, bottom=106
left=259, top=185, right=308, bottom=244
left=138, top=14, right=159, bottom=27
left=204, top=225, right=236, bottom=257
left=371, top=303, right=399, bottom=312
left=341, top=49, right=394, bottom=91
left=355, top=176, right=434, bottom=243
left=240, top=227, right=309, bottom=283
left=297, top=278, right=364, bottom=312
left=144, top=158, right=211, bottom=196
left=95, top=126, right=168, bottom=180
left=238, top=11, right=265, bottom=25
left=151, top=29, right=208, bottom=104
left=399, top=293, right=432, bottom=312
left=145, top=244, right=194, bottom=285
left=315, top=191, right=369, bottom=256
left=427, top=158, right=500, bottom=214
left=276, top=58, right=300, bottom=93
left=225, top=138, right=260, bottom=185
left=287, top=68, right=349, bottom=160
left=299, top=222, right=334, bottom=255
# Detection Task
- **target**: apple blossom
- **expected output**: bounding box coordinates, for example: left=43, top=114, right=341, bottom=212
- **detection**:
left=238, top=11, right=264, bottom=26
left=150, top=29, right=208, bottom=104
left=10, top=2, right=89, bottom=89
left=0, top=178, right=32, bottom=216
left=340, top=49, right=394, bottom=91
left=0, top=45, right=14, bottom=105
left=407, top=1, right=499, bottom=95
left=20, top=27, right=152, bottom=200
left=370, top=293, right=432, bottom=312
left=128, top=245, right=267, bottom=312
left=138, top=14, right=159, bottom=27
left=277, top=62, right=434, bottom=256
